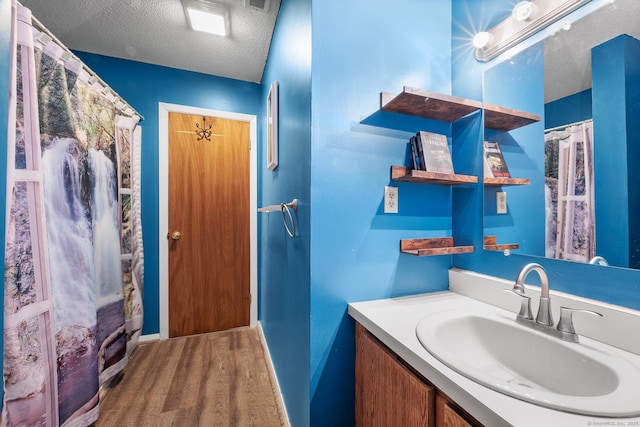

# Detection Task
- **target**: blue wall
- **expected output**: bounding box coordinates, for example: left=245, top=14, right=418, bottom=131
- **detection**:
left=545, top=89, right=592, bottom=129
left=592, top=35, right=640, bottom=269
left=74, top=52, right=261, bottom=335
left=0, top=0, right=11, bottom=404
left=257, top=0, right=311, bottom=426
left=310, top=1, right=453, bottom=425
left=592, top=36, right=629, bottom=268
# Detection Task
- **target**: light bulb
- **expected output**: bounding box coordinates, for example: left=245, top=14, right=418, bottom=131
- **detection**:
left=473, top=32, right=492, bottom=49
left=512, top=1, right=535, bottom=22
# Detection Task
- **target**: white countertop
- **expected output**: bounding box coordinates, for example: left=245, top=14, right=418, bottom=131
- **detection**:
left=348, top=285, right=640, bottom=427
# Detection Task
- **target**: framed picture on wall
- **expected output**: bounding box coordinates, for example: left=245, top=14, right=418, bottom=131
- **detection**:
left=267, top=81, right=279, bottom=171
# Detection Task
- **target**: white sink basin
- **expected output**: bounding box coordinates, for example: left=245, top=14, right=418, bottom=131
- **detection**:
left=416, top=309, right=640, bottom=417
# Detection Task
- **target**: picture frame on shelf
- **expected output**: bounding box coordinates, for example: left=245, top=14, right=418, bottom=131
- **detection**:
left=267, top=81, right=279, bottom=171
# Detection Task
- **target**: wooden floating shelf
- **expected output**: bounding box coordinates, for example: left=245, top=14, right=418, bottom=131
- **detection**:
left=483, top=235, right=519, bottom=251
left=381, top=86, right=482, bottom=122
left=484, top=103, right=541, bottom=132
left=484, top=177, right=530, bottom=186
left=391, top=166, right=478, bottom=186
left=400, top=238, right=474, bottom=257
left=485, top=243, right=520, bottom=250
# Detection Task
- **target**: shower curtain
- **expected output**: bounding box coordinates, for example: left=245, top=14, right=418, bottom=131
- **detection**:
left=3, top=3, right=144, bottom=426
left=544, top=120, right=595, bottom=262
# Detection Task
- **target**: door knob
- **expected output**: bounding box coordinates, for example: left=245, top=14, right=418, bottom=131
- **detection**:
left=170, top=231, right=181, bottom=241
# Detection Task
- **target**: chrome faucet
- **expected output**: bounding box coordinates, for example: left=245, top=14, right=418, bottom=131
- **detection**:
left=508, top=262, right=602, bottom=343
left=516, top=263, right=553, bottom=326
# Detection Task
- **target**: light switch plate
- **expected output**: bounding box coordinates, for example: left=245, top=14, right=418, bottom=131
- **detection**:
left=384, top=186, right=398, bottom=213
left=497, top=191, right=507, bottom=214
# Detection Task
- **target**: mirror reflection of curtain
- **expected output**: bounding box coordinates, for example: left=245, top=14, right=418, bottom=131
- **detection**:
left=544, top=120, right=594, bottom=262
left=3, top=3, right=143, bottom=426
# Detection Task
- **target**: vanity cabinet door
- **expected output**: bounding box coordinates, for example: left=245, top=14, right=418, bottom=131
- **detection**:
left=436, top=392, right=480, bottom=427
left=355, top=323, right=435, bottom=427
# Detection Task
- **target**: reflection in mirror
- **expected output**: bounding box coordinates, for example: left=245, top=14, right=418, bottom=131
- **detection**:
left=544, top=119, right=594, bottom=263
left=482, top=0, right=640, bottom=270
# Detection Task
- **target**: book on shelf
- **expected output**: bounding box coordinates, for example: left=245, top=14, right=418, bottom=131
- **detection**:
left=417, top=131, right=454, bottom=174
left=414, top=135, right=426, bottom=171
left=409, top=136, right=422, bottom=170
left=484, top=141, right=510, bottom=178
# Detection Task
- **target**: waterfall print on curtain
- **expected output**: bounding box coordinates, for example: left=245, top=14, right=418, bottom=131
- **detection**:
left=3, top=3, right=144, bottom=426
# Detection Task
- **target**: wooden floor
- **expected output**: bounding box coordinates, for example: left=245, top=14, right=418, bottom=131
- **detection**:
left=94, top=327, right=287, bottom=426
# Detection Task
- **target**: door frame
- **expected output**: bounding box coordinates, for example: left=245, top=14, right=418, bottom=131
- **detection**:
left=158, top=102, right=257, bottom=339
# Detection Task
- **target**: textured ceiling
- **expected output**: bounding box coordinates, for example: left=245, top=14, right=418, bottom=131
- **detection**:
left=544, top=0, right=640, bottom=103
left=20, top=0, right=280, bottom=84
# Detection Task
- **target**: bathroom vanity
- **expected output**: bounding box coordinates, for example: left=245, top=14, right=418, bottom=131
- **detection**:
left=349, top=269, right=640, bottom=427
left=356, top=322, right=482, bottom=426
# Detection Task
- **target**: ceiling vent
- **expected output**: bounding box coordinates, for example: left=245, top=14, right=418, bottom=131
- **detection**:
left=245, top=0, right=270, bottom=12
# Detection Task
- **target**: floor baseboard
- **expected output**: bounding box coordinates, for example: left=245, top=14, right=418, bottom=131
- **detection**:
left=257, top=322, right=291, bottom=427
left=139, top=333, right=160, bottom=342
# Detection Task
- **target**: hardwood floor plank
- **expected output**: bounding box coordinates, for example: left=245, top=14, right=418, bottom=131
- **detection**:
left=94, top=327, right=286, bottom=427
left=234, top=329, right=282, bottom=427
left=162, top=334, right=219, bottom=412
left=96, top=338, right=187, bottom=425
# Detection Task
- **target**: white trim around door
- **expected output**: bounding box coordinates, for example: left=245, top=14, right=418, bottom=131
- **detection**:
left=158, top=102, right=258, bottom=339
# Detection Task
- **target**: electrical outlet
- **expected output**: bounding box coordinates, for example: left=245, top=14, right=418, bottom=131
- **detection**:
left=497, top=191, right=507, bottom=214
left=384, top=186, right=398, bottom=213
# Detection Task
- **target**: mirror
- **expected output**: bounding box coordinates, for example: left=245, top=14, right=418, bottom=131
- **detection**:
left=482, top=0, right=640, bottom=270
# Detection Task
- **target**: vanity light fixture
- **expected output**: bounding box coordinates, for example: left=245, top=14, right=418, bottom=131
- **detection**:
left=474, top=0, right=592, bottom=62
left=182, top=0, right=230, bottom=36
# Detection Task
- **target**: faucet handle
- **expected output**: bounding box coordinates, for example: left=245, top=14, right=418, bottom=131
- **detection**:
left=503, top=289, right=533, bottom=321
left=557, top=307, right=603, bottom=342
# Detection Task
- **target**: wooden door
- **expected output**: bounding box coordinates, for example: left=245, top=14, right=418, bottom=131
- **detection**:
left=168, top=112, right=250, bottom=337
